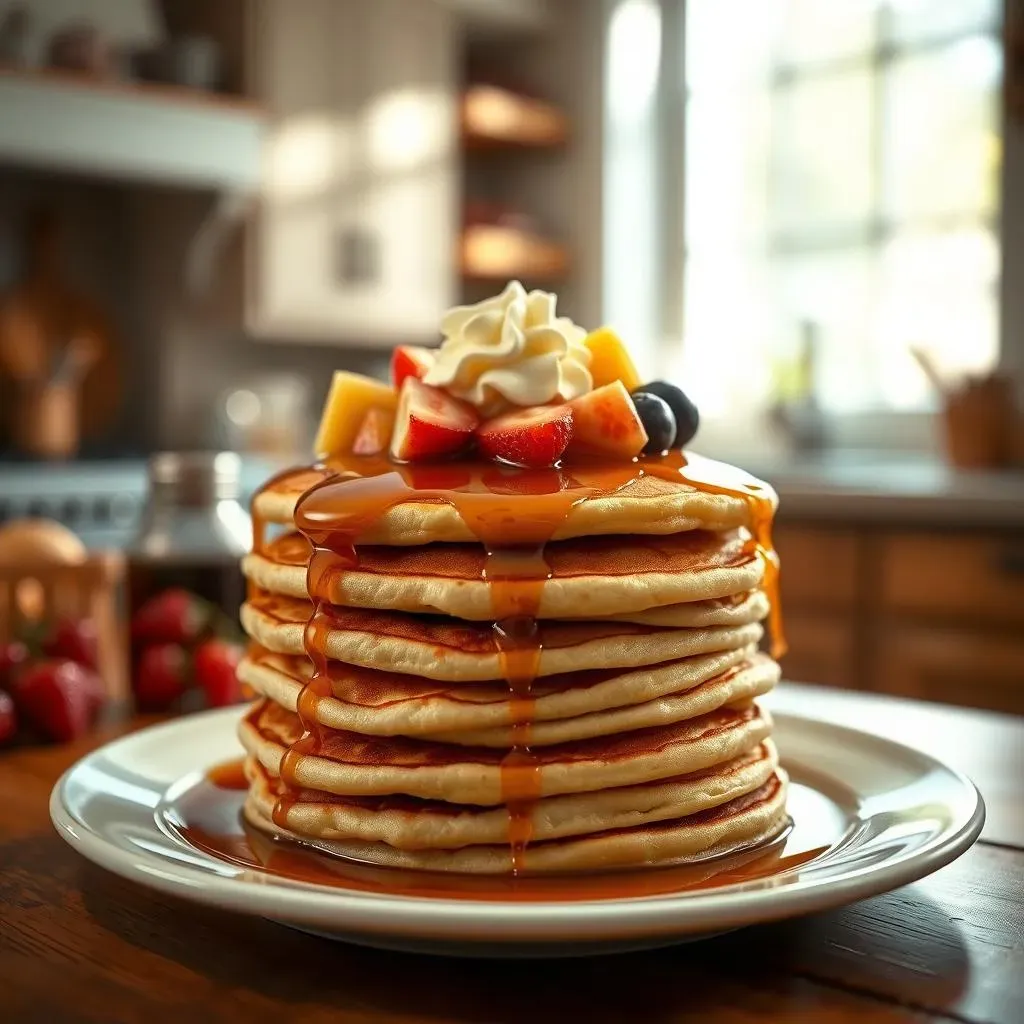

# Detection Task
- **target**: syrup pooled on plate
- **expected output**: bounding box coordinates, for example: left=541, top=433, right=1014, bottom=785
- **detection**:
left=251, top=450, right=782, bottom=875
left=172, top=763, right=824, bottom=902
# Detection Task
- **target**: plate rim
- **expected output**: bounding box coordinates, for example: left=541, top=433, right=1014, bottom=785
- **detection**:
left=50, top=706, right=986, bottom=941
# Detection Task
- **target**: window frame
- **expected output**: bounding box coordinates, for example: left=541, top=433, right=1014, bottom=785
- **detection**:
left=615, top=0, right=1013, bottom=452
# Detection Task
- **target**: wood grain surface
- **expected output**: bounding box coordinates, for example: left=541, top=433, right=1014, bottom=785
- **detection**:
left=1, top=689, right=1022, bottom=1024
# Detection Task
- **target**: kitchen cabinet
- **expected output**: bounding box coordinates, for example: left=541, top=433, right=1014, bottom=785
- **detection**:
left=875, top=624, right=1024, bottom=715
left=245, top=0, right=458, bottom=343
left=776, top=520, right=1024, bottom=714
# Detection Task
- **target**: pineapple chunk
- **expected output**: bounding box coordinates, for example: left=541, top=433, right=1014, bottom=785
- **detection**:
left=314, top=372, right=398, bottom=458
left=583, top=327, right=642, bottom=392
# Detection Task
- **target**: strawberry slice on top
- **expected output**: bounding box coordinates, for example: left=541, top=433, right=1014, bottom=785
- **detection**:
left=390, top=378, right=479, bottom=461
left=390, top=345, right=436, bottom=389
left=477, top=403, right=574, bottom=468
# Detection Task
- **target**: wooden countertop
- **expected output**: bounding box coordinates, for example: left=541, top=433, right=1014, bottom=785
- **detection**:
left=709, top=451, right=1024, bottom=527
left=2, top=687, right=1022, bottom=1024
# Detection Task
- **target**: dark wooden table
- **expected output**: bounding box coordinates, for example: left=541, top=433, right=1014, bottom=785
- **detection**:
left=2, top=684, right=1022, bottom=1024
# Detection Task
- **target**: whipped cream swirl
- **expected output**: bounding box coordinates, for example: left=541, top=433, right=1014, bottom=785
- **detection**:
left=423, top=281, right=593, bottom=414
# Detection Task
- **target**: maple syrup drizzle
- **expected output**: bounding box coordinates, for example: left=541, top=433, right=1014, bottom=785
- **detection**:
left=255, top=450, right=784, bottom=873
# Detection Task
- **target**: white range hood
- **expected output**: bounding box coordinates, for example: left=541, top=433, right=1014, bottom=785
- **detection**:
left=0, top=69, right=265, bottom=191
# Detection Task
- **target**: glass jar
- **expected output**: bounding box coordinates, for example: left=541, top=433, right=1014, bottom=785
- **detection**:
left=129, top=451, right=252, bottom=626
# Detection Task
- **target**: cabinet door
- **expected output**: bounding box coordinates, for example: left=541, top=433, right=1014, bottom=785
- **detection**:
left=248, top=0, right=457, bottom=342
left=778, top=612, right=858, bottom=690
left=876, top=625, right=1024, bottom=715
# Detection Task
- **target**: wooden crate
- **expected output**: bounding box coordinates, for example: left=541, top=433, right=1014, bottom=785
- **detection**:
left=0, top=553, right=128, bottom=700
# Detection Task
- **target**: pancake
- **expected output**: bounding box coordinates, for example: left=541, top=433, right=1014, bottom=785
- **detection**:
left=239, top=699, right=773, bottom=804
left=244, top=771, right=790, bottom=874
left=243, top=739, right=780, bottom=849
left=251, top=456, right=777, bottom=544
left=241, top=594, right=763, bottom=681
left=243, top=530, right=765, bottom=621
left=238, top=649, right=776, bottom=745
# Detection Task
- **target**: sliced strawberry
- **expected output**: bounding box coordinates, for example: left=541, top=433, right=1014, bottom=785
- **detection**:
left=477, top=404, right=574, bottom=467
left=352, top=406, right=395, bottom=455
left=390, top=345, right=436, bottom=389
left=567, top=381, right=648, bottom=459
left=390, top=378, right=478, bottom=462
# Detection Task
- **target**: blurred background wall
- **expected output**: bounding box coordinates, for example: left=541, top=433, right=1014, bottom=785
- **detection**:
left=1, top=0, right=1023, bottom=713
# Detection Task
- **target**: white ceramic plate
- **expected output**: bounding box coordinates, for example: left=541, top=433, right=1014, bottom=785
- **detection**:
left=51, top=706, right=984, bottom=957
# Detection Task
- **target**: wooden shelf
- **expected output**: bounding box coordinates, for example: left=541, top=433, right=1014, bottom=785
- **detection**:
left=460, top=84, right=567, bottom=150
left=0, top=64, right=263, bottom=114
left=0, top=65, right=265, bottom=189
left=460, top=224, right=569, bottom=283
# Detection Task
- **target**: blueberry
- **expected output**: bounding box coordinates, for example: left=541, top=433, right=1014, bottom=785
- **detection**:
left=630, top=392, right=676, bottom=454
left=634, top=382, right=699, bottom=447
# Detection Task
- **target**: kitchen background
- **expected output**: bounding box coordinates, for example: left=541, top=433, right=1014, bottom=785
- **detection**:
left=1, top=0, right=1022, bottom=716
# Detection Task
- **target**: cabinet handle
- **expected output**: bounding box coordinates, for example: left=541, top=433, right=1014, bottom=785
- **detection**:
left=993, top=549, right=1024, bottom=576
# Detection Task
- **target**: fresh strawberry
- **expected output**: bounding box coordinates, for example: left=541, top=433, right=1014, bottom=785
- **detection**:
left=389, top=378, right=478, bottom=461
left=12, top=660, right=104, bottom=743
left=477, top=403, right=574, bottom=467
left=194, top=639, right=243, bottom=708
left=131, top=589, right=211, bottom=646
left=390, top=345, right=436, bottom=389
left=43, top=618, right=98, bottom=671
left=0, top=690, right=16, bottom=744
left=0, top=640, right=29, bottom=689
left=134, top=643, right=191, bottom=711
left=352, top=406, right=395, bottom=456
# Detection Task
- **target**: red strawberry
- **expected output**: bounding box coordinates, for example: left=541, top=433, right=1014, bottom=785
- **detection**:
left=194, top=639, right=243, bottom=708
left=477, top=403, right=574, bottom=467
left=0, top=690, right=16, bottom=744
left=134, top=643, right=191, bottom=711
left=12, top=660, right=104, bottom=743
left=43, top=618, right=98, bottom=671
left=390, top=345, right=436, bottom=389
left=131, top=589, right=211, bottom=646
left=0, top=639, right=29, bottom=689
left=389, top=378, right=478, bottom=461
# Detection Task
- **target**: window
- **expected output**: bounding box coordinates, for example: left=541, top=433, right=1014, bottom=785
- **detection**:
left=677, top=0, right=1002, bottom=422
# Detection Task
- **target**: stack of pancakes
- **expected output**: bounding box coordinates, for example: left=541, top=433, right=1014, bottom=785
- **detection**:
left=237, top=460, right=788, bottom=874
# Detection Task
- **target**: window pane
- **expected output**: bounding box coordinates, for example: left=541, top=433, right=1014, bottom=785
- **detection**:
left=877, top=227, right=999, bottom=408
left=686, top=0, right=782, bottom=88
left=772, top=249, right=879, bottom=413
left=886, top=0, right=1000, bottom=47
left=882, top=36, right=1001, bottom=221
left=680, top=252, right=778, bottom=417
left=777, top=0, right=875, bottom=67
left=685, top=90, right=770, bottom=252
left=772, top=68, right=874, bottom=241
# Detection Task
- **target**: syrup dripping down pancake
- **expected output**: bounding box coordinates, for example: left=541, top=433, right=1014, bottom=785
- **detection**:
left=241, top=591, right=765, bottom=682
left=238, top=699, right=773, bottom=805
left=251, top=457, right=778, bottom=545
left=238, top=649, right=777, bottom=746
left=242, top=740, right=780, bottom=850
left=244, top=769, right=790, bottom=874
left=243, top=530, right=766, bottom=621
